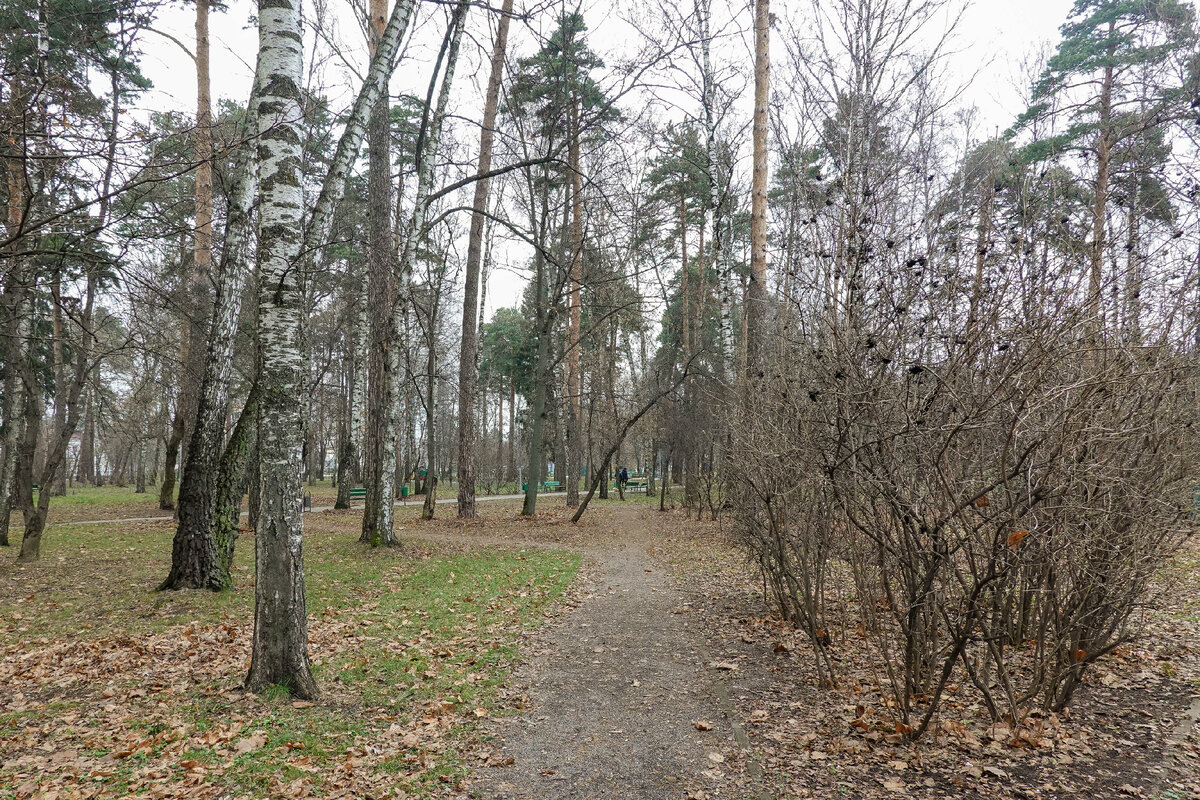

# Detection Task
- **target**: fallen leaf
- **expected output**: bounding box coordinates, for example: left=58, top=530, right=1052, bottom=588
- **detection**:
left=234, top=732, right=268, bottom=754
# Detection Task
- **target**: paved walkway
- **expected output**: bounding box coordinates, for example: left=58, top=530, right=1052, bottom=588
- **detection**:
left=19, top=492, right=566, bottom=529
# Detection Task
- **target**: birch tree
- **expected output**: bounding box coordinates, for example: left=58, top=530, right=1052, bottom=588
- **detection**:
left=243, top=0, right=317, bottom=698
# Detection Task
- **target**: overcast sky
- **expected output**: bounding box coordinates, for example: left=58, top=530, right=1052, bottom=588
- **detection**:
left=128, top=0, right=1135, bottom=314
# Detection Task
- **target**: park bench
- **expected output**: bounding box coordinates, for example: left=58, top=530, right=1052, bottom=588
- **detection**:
left=349, top=487, right=366, bottom=503
left=613, top=474, right=648, bottom=493
left=521, top=481, right=562, bottom=492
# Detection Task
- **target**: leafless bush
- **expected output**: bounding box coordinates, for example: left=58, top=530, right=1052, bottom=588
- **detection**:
left=733, top=290, right=1197, bottom=737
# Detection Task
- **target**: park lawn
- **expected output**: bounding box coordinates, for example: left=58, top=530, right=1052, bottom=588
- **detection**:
left=23, top=484, right=175, bottom=525
left=0, top=508, right=580, bottom=799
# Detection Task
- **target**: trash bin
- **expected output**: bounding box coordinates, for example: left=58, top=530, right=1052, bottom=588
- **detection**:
left=400, top=485, right=409, bottom=498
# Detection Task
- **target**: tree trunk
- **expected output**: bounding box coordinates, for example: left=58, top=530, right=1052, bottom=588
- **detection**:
left=377, top=0, right=469, bottom=531
left=160, top=43, right=262, bottom=590
left=78, top=386, right=95, bottom=484
left=455, top=0, right=514, bottom=518
left=1090, top=30, right=1115, bottom=334
left=160, top=404, right=183, bottom=510
left=49, top=271, right=67, bottom=496
left=15, top=362, right=45, bottom=561
left=244, top=0, right=318, bottom=699
left=18, top=270, right=95, bottom=562
left=214, top=382, right=258, bottom=581
left=335, top=418, right=352, bottom=509
left=135, top=440, right=146, bottom=493
left=0, top=105, right=27, bottom=546
left=422, top=301, right=438, bottom=520
left=745, top=0, right=770, bottom=373
left=0, top=282, right=27, bottom=547
left=496, top=390, right=504, bottom=487
left=361, top=0, right=397, bottom=543
left=507, top=378, right=516, bottom=482
left=565, top=94, right=584, bottom=509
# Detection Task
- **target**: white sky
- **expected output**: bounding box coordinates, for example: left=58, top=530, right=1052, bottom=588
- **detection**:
left=130, top=0, right=1132, bottom=315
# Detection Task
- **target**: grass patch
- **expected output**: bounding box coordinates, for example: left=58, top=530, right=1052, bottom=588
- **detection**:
left=0, top=509, right=579, bottom=799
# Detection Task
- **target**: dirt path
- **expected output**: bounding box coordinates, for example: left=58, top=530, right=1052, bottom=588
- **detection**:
left=470, top=506, right=748, bottom=800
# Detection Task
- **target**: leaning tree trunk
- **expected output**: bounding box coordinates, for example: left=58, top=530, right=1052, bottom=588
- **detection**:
left=455, top=0, right=514, bottom=519
left=18, top=271, right=95, bottom=562
left=244, top=0, right=318, bottom=699
left=160, top=57, right=261, bottom=591
left=159, top=401, right=184, bottom=510
left=381, top=0, right=469, bottom=529
left=214, top=382, right=259, bottom=581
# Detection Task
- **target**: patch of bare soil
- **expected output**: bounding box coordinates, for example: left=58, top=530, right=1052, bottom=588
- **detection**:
left=649, top=510, right=1200, bottom=800
left=469, top=504, right=751, bottom=800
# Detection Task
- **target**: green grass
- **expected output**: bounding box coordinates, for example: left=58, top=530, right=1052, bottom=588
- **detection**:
left=0, top=511, right=580, bottom=799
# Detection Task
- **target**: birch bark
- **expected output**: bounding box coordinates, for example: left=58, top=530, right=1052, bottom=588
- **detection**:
left=245, top=0, right=318, bottom=699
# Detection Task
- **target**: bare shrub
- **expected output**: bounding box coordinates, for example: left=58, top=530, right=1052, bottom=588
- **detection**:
left=733, top=291, right=1197, bottom=737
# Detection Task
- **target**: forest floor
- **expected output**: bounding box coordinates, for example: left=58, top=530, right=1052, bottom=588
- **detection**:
left=1, top=490, right=1198, bottom=799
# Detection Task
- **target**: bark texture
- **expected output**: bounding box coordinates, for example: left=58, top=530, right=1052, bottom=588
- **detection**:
left=244, top=0, right=318, bottom=699
left=745, top=0, right=770, bottom=372
left=361, top=0, right=398, bottom=545
left=214, top=383, right=258, bottom=581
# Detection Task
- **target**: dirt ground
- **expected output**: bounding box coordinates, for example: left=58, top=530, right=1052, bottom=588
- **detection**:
left=465, top=504, right=1200, bottom=800
left=469, top=511, right=747, bottom=800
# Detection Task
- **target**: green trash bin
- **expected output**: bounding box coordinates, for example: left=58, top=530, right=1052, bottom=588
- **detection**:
left=400, top=485, right=409, bottom=498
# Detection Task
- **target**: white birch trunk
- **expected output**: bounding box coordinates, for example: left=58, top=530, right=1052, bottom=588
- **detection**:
left=245, top=0, right=317, bottom=699
left=379, top=0, right=469, bottom=527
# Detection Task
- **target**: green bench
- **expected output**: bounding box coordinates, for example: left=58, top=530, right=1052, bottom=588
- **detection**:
left=521, top=481, right=562, bottom=492
left=349, top=487, right=366, bottom=503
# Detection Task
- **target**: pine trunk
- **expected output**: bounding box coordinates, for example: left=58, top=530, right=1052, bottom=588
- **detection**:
left=565, top=96, right=583, bottom=509
left=0, top=282, right=27, bottom=547
left=360, top=0, right=398, bottom=545
left=1090, top=36, right=1115, bottom=334
left=455, top=0, right=514, bottom=518
left=745, top=0, right=770, bottom=372
left=507, top=379, right=516, bottom=482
